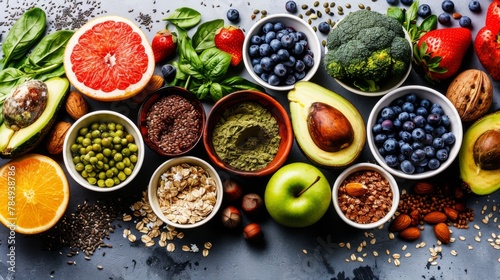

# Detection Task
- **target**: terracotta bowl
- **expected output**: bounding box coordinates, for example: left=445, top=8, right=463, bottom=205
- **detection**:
left=137, top=86, right=206, bottom=157
left=203, top=90, right=293, bottom=177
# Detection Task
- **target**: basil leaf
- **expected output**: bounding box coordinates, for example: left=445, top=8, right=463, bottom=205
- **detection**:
left=164, top=7, right=201, bottom=29
left=192, top=19, right=224, bottom=52
left=419, top=15, right=437, bottom=34
left=0, top=68, right=27, bottom=96
left=1, top=7, right=47, bottom=70
left=24, top=30, right=74, bottom=68
left=199, top=48, right=231, bottom=81
left=221, top=76, right=266, bottom=92
left=177, top=33, right=205, bottom=80
left=196, top=83, right=210, bottom=100
left=209, top=82, right=223, bottom=101
left=387, top=7, right=404, bottom=24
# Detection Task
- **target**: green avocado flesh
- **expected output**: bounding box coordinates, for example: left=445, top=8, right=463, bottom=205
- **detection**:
left=459, top=111, right=500, bottom=195
left=0, top=77, right=69, bottom=158
left=288, top=81, right=366, bottom=168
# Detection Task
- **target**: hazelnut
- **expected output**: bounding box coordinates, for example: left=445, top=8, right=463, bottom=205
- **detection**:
left=221, top=206, right=242, bottom=229
left=307, top=102, right=354, bottom=152
left=223, top=178, right=243, bottom=202
left=243, top=223, right=263, bottom=242
left=241, top=193, right=264, bottom=217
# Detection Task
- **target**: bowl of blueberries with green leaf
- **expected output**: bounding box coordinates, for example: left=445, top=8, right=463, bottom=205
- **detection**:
left=242, top=13, right=321, bottom=91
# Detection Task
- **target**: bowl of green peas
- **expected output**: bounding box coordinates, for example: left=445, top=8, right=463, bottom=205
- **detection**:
left=63, top=110, right=145, bottom=192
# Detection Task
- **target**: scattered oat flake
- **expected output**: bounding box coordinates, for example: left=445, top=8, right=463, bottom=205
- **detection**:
left=302, top=249, right=308, bottom=254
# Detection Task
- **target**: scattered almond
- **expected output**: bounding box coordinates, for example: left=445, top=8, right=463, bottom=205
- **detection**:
left=434, top=223, right=451, bottom=244
left=389, top=214, right=412, bottom=232
left=444, top=207, right=459, bottom=221
left=46, top=121, right=72, bottom=154
left=65, top=91, right=88, bottom=120
left=345, top=182, right=368, bottom=197
left=413, top=182, right=435, bottom=195
left=424, top=211, right=448, bottom=224
left=399, top=227, right=421, bottom=241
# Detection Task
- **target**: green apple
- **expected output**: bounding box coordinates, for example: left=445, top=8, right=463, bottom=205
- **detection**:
left=264, top=162, right=331, bottom=227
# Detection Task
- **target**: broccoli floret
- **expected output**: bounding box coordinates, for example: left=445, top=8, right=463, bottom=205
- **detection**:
left=323, top=9, right=411, bottom=92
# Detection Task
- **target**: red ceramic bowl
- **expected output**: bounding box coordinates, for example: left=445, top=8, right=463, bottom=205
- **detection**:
left=203, top=90, right=293, bottom=177
left=138, top=86, right=206, bottom=157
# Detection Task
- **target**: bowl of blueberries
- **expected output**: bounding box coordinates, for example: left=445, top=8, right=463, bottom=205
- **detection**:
left=367, top=85, right=463, bottom=180
left=242, top=13, right=321, bottom=91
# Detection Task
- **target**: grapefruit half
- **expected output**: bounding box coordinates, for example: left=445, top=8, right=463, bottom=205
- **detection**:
left=64, top=15, right=155, bottom=102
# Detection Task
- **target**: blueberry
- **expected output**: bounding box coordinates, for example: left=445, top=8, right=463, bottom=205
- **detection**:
left=253, top=64, right=264, bottom=75
left=424, top=124, right=435, bottom=134
left=268, top=74, right=281, bottom=86
left=400, top=143, right=413, bottom=157
left=303, top=54, right=314, bottom=67
left=249, top=45, right=260, bottom=57
left=424, top=146, right=435, bottom=158
left=436, top=149, right=448, bottom=161
left=381, top=107, right=396, bottom=120
left=468, top=0, right=481, bottom=12
left=273, top=63, right=287, bottom=77
left=392, top=106, right=402, bottom=115
left=386, top=0, right=398, bottom=5
left=400, top=0, right=413, bottom=6
left=161, top=64, right=176, bottom=81
left=285, top=0, right=298, bottom=13
left=270, top=39, right=282, bottom=52
left=259, top=44, right=272, bottom=57
left=416, top=107, right=428, bottom=116
left=405, top=93, right=417, bottom=103
left=415, top=166, right=425, bottom=174
left=418, top=4, right=432, bottom=18
left=393, top=119, right=402, bottom=130
left=424, top=133, right=433, bottom=145
left=420, top=98, right=431, bottom=108
left=250, top=35, right=262, bottom=45
left=383, top=138, right=398, bottom=154
left=412, top=141, right=424, bottom=150
left=410, top=149, right=426, bottom=163
left=372, top=124, right=383, bottom=134
left=275, top=22, right=287, bottom=32
left=260, top=72, right=270, bottom=82
left=294, top=70, right=306, bottom=80
left=459, top=16, right=472, bottom=28
left=379, top=147, right=387, bottom=157
left=402, top=102, right=415, bottom=113
left=227, top=9, right=240, bottom=22
left=398, top=111, right=410, bottom=122
left=434, top=126, right=447, bottom=137
left=400, top=160, right=415, bottom=174
left=262, top=23, right=274, bottom=33
left=277, top=49, right=290, bottom=61
left=381, top=120, right=394, bottom=132
left=281, top=34, right=295, bottom=48
left=283, top=55, right=296, bottom=67
left=295, top=31, right=306, bottom=41
left=402, top=121, right=415, bottom=131
left=412, top=128, right=426, bottom=142
left=265, top=31, right=276, bottom=43
left=441, top=115, right=451, bottom=126
left=400, top=131, right=412, bottom=142
left=285, top=74, right=296, bottom=85
left=292, top=42, right=305, bottom=55
left=260, top=57, right=274, bottom=71
left=428, top=158, right=441, bottom=170
left=295, top=60, right=306, bottom=72
left=375, top=133, right=388, bottom=144
left=432, top=138, right=445, bottom=149
left=270, top=53, right=281, bottom=63
left=427, top=113, right=441, bottom=126
left=431, top=104, right=444, bottom=115
left=299, top=39, right=309, bottom=48
left=398, top=153, right=407, bottom=163
left=318, top=22, right=331, bottom=34
left=438, top=13, right=451, bottom=25
left=385, top=154, right=399, bottom=167
left=442, top=0, right=455, bottom=13
left=251, top=58, right=261, bottom=66
left=413, top=115, right=426, bottom=127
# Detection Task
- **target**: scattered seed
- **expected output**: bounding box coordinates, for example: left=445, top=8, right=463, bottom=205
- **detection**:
left=358, top=4, right=365, bottom=9
left=474, top=224, right=480, bottom=230
left=450, top=250, right=458, bottom=256
left=122, top=214, right=132, bottom=222
left=430, top=261, right=438, bottom=266
left=314, top=1, right=320, bottom=7
left=303, top=249, right=308, bottom=254
left=182, top=245, right=190, bottom=252
left=346, top=242, right=351, bottom=250
left=401, top=245, right=407, bottom=251
left=475, top=236, right=481, bottom=242
left=373, top=251, right=379, bottom=257
left=345, top=3, right=351, bottom=8
left=468, top=245, right=474, bottom=250
left=350, top=253, right=356, bottom=261
left=128, top=234, right=137, bottom=243
left=370, top=238, right=376, bottom=245
left=302, top=4, right=308, bottom=9
left=67, top=261, right=75, bottom=265
left=166, top=243, right=175, bottom=252
left=405, top=253, right=411, bottom=258
left=394, top=259, right=400, bottom=266
left=204, top=242, right=212, bottom=250
left=392, top=253, right=400, bottom=259
left=357, top=257, right=364, bottom=262
left=339, top=242, right=346, bottom=248
left=389, top=232, right=395, bottom=240
left=97, top=265, right=103, bottom=270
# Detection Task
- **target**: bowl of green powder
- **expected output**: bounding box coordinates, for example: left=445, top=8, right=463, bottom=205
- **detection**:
left=203, top=90, right=293, bottom=177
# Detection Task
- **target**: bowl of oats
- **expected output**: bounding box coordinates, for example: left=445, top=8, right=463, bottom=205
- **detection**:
left=148, top=156, right=223, bottom=229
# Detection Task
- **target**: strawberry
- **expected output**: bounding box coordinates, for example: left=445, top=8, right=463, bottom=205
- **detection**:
left=214, top=26, right=245, bottom=67
left=414, top=27, right=472, bottom=82
left=151, top=29, right=177, bottom=63
left=475, top=1, right=500, bottom=81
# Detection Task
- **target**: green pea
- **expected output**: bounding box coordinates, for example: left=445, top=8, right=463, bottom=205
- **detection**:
left=112, top=136, right=121, bottom=144
left=108, top=160, right=115, bottom=167
left=85, top=164, right=93, bottom=173
left=113, top=144, right=122, bottom=151
left=92, top=143, right=102, bottom=152
left=85, top=132, right=92, bottom=139
left=115, top=130, right=124, bottom=138
left=90, top=122, right=99, bottom=131
left=82, top=138, right=92, bottom=147
left=103, top=148, right=112, bottom=157
left=79, top=147, right=87, bottom=155
left=97, top=179, right=106, bottom=187
left=114, top=153, right=123, bottom=162
left=117, top=171, right=127, bottom=181
left=105, top=178, right=114, bottom=187
left=88, top=151, right=95, bottom=157
left=90, top=157, right=98, bottom=165
left=116, top=162, right=125, bottom=170
left=113, top=177, right=121, bottom=185
left=98, top=172, right=106, bottom=179
left=105, top=169, right=114, bottom=178
left=87, top=177, right=97, bottom=185
left=73, top=156, right=81, bottom=164
left=79, top=127, right=88, bottom=136
left=93, top=138, right=102, bottom=145
left=96, top=153, right=104, bottom=161
left=99, top=123, right=107, bottom=131
left=120, top=138, right=128, bottom=146
left=116, top=124, right=123, bottom=131
left=81, top=170, right=88, bottom=178
left=130, top=154, right=138, bottom=163
left=91, top=130, right=101, bottom=138
left=75, top=163, right=85, bottom=172
left=111, top=167, right=119, bottom=175
left=103, top=164, right=109, bottom=171
left=88, top=171, right=96, bottom=178
left=123, top=157, right=131, bottom=167
left=96, top=160, right=105, bottom=170
left=128, top=144, right=138, bottom=153
left=124, top=167, right=132, bottom=176
left=101, top=137, right=110, bottom=147
left=85, top=146, right=93, bottom=153
left=126, top=134, right=134, bottom=143
left=107, top=123, right=116, bottom=131
left=101, top=132, right=110, bottom=139
left=76, top=136, right=84, bottom=144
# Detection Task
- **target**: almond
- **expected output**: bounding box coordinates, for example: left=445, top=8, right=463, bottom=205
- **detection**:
left=65, top=91, right=88, bottom=120
left=345, top=182, right=367, bottom=197
left=454, top=202, right=466, bottom=213
left=434, top=223, right=451, bottom=244
left=444, top=207, right=459, bottom=221
left=46, top=121, right=72, bottom=154
left=423, top=211, right=448, bottom=224
left=389, top=214, right=412, bottom=232
left=413, top=182, right=435, bottom=195
left=409, top=209, right=420, bottom=226
left=399, top=227, right=421, bottom=241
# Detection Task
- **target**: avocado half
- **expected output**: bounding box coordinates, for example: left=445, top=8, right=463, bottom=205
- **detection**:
left=0, top=77, right=70, bottom=158
left=288, top=81, right=366, bottom=168
left=459, top=111, right=500, bottom=195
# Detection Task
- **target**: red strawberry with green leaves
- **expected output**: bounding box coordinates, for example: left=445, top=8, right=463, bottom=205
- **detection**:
left=214, top=26, right=245, bottom=67
left=475, top=1, right=500, bottom=81
left=414, top=27, right=472, bottom=82
left=151, top=29, right=177, bottom=63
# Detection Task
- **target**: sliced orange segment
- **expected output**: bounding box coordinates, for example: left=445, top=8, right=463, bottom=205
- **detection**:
left=0, top=154, right=70, bottom=234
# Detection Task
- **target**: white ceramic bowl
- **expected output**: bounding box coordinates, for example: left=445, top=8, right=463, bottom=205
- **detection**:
left=332, top=163, right=399, bottom=229
left=243, top=14, right=321, bottom=91
left=148, top=156, right=223, bottom=229
left=63, top=110, right=145, bottom=192
left=367, top=85, right=463, bottom=180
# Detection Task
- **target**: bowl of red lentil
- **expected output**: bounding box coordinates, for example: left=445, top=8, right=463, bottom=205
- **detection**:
left=148, top=156, right=223, bottom=229
left=332, top=163, right=400, bottom=229
left=137, top=86, right=206, bottom=157
left=203, top=90, right=293, bottom=177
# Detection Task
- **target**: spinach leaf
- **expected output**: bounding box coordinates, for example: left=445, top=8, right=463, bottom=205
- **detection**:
left=192, top=19, right=224, bottom=53
left=0, top=7, right=47, bottom=70
left=164, top=7, right=201, bottom=29
left=0, top=68, right=27, bottom=96
left=24, top=30, right=74, bottom=68
left=387, top=7, right=404, bottom=25
left=220, top=76, right=266, bottom=92
left=199, top=48, right=231, bottom=81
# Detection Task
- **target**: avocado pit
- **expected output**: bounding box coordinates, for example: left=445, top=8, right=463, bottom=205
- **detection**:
left=473, top=129, right=500, bottom=170
left=3, top=80, right=48, bottom=131
left=307, top=102, right=354, bottom=152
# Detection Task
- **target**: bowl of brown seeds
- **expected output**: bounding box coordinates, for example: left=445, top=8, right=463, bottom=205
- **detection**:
left=332, top=162, right=399, bottom=229
left=148, top=156, right=223, bottom=229
left=137, top=86, right=206, bottom=157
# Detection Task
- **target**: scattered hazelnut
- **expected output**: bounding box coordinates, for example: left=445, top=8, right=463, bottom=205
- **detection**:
left=221, top=206, right=241, bottom=229
left=241, top=193, right=264, bottom=217
left=243, top=223, right=263, bottom=242
left=223, top=178, right=243, bottom=202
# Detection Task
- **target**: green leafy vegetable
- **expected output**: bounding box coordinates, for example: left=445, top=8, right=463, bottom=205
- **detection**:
left=164, top=7, right=201, bottom=29
left=387, top=1, right=437, bottom=45
left=199, top=48, right=231, bottom=80
left=192, top=19, right=224, bottom=53
left=22, top=30, right=74, bottom=70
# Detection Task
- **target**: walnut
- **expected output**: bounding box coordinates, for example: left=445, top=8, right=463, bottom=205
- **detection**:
left=65, top=91, right=89, bottom=120
left=46, top=121, right=72, bottom=154
left=445, top=69, right=493, bottom=122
